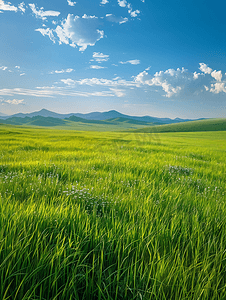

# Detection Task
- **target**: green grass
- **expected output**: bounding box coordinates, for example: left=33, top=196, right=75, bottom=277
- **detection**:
left=135, top=118, right=226, bottom=133
left=0, top=125, right=226, bottom=299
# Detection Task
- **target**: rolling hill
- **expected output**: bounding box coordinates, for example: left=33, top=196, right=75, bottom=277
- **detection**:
left=134, top=118, right=226, bottom=133
left=0, top=115, right=155, bottom=131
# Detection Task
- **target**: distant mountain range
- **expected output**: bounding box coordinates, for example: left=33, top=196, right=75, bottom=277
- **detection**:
left=0, top=109, right=204, bottom=124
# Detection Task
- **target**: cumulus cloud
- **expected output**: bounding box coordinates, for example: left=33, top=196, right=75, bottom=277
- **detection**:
left=210, top=82, right=226, bottom=94
left=67, top=0, right=76, bottom=6
left=1, top=99, right=25, bottom=105
left=199, top=63, right=222, bottom=82
left=193, top=72, right=201, bottom=80
left=106, top=14, right=128, bottom=24
left=120, top=59, right=140, bottom=65
left=29, top=4, right=60, bottom=20
left=58, top=63, right=226, bottom=99
left=118, top=0, right=127, bottom=7
left=100, top=0, right=108, bottom=4
left=199, top=63, right=212, bottom=74
left=211, top=70, right=222, bottom=82
left=0, top=0, right=17, bottom=11
left=53, top=14, right=104, bottom=51
left=135, top=67, right=188, bottom=97
left=129, top=9, right=140, bottom=17
left=143, top=64, right=226, bottom=97
left=197, top=63, right=226, bottom=93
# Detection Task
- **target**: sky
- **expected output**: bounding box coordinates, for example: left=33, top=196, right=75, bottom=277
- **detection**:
left=0, top=0, right=226, bottom=118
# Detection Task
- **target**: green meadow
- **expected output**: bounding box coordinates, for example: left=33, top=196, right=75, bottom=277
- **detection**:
left=0, top=125, right=226, bottom=299
left=135, top=118, right=226, bottom=133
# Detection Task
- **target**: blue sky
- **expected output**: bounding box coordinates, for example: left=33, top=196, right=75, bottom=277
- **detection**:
left=0, top=0, right=226, bottom=118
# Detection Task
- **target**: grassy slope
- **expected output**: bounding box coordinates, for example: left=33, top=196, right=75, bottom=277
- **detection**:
left=0, top=126, right=226, bottom=299
left=135, top=118, right=226, bottom=133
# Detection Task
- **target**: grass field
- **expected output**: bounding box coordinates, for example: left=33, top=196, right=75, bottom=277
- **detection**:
left=135, top=118, right=226, bottom=133
left=0, top=125, right=226, bottom=299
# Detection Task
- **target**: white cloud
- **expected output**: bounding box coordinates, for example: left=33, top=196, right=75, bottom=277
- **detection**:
left=50, top=68, right=74, bottom=74
left=61, top=77, right=136, bottom=87
left=0, top=0, right=17, bottom=11
left=193, top=72, right=200, bottom=80
left=199, top=63, right=212, bottom=74
left=100, top=0, right=108, bottom=4
left=210, top=82, right=226, bottom=94
left=117, top=0, right=140, bottom=18
left=60, top=79, right=75, bottom=86
left=211, top=70, right=222, bottom=82
left=106, top=14, right=128, bottom=24
left=120, top=59, right=140, bottom=65
left=1, top=99, right=25, bottom=105
left=118, top=0, right=127, bottom=7
left=0, top=87, right=115, bottom=98
left=35, top=28, right=56, bottom=43
left=90, top=65, right=106, bottom=69
left=18, top=2, right=25, bottom=13
left=129, top=9, right=140, bottom=17
left=0, top=66, right=8, bottom=71
left=109, top=88, right=125, bottom=97
left=29, top=4, right=60, bottom=21
left=15, top=66, right=20, bottom=69
left=135, top=68, right=187, bottom=97
left=134, top=70, right=148, bottom=84
left=135, top=64, right=226, bottom=97
left=58, top=63, right=226, bottom=99
left=92, top=52, right=109, bottom=63
left=82, top=14, right=98, bottom=19
left=67, top=0, right=76, bottom=6
left=20, top=73, right=25, bottom=76
left=54, top=14, right=104, bottom=51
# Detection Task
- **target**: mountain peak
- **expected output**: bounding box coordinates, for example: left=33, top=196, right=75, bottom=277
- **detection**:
left=107, top=110, right=119, bottom=113
left=38, top=108, right=52, bottom=113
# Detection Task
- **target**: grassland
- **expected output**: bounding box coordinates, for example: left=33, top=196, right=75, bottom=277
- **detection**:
left=0, top=125, right=226, bottom=299
left=135, top=118, right=226, bottom=133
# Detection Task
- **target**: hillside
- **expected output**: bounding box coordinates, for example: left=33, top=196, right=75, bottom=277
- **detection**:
left=134, top=118, right=226, bottom=133
left=0, top=115, right=154, bottom=131
left=0, top=116, right=67, bottom=126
